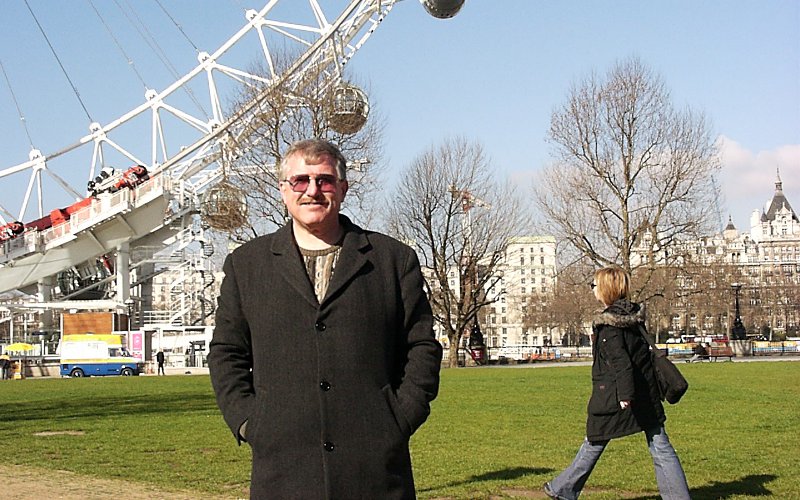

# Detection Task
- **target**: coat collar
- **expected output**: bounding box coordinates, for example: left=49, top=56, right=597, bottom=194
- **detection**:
left=270, top=215, right=371, bottom=308
left=592, top=299, right=645, bottom=330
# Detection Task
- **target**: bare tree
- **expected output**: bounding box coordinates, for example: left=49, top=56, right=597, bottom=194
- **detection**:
left=535, top=57, right=721, bottom=289
left=386, top=138, right=531, bottom=367
left=210, top=55, right=386, bottom=244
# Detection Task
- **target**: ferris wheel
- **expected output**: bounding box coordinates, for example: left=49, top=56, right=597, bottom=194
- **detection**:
left=0, top=0, right=464, bottom=300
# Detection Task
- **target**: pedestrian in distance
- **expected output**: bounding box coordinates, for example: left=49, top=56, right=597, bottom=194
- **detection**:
left=208, top=138, right=442, bottom=500
left=0, top=352, right=10, bottom=380
left=156, top=349, right=165, bottom=376
left=687, top=342, right=709, bottom=363
left=544, top=266, right=691, bottom=500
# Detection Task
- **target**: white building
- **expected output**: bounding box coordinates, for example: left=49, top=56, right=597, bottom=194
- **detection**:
left=483, top=236, right=558, bottom=347
left=633, top=171, right=800, bottom=337
left=422, top=235, right=559, bottom=356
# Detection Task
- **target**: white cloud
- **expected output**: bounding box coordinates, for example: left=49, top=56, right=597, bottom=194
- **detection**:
left=716, top=136, right=800, bottom=227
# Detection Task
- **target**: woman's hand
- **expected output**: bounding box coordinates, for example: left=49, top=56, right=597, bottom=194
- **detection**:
left=619, top=400, right=631, bottom=410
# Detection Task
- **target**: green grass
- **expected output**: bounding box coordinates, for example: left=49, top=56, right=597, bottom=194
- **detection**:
left=1, top=362, right=798, bottom=499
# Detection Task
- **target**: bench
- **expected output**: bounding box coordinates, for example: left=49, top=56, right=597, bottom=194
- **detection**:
left=707, top=345, right=734, bottom=362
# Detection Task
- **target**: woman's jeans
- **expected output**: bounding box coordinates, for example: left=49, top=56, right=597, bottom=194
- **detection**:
left=548, top=426, right=690, bottom=500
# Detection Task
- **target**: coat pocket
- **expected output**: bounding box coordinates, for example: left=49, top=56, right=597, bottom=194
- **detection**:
left=588, top=379, right=619, bottom=415
left=381, top=384, right=412, bottom=438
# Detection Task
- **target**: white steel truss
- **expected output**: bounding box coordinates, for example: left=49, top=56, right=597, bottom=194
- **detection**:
left=0, top=0, right=399, bottom=224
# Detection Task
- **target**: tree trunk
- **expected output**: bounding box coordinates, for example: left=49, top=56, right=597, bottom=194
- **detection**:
left=447, top=332, right=461, bottom=368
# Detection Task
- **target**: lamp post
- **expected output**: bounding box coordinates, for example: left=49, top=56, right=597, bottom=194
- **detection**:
left=730, top=283, right=746, bottom=340
left=449, top=185, right=490, bottom=366
left=124, top=298, right=134, bottom=337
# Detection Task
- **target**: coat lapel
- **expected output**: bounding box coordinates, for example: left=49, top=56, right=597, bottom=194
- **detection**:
left=270, top=223, right=319, bottom=308
left=320, top=220, right=370, bottom=309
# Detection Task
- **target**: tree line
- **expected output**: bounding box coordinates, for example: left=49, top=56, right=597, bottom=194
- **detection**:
left=213, top=54, right=798, bottom=368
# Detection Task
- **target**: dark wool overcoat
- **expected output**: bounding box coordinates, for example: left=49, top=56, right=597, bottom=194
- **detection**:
left=586, top=299, right=666, bottom=441
left=208, top=216, right=442, bottom=500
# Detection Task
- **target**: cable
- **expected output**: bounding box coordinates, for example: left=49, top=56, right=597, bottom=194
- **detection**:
left=23, top=0, right=94, bottom=123
left=153, top=0, right=200, bottom=53
left=0, top=59, right=35, bottom=150
left=115, top=0, right=209, bottom=119
left=86, top=0, right=149, bottom=91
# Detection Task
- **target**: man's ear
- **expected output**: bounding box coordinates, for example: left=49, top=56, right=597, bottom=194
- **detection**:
left=340, top=180, right=349, bottom=199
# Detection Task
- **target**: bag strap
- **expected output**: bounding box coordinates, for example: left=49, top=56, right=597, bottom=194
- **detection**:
left=637, top=324, right=662, bottom=353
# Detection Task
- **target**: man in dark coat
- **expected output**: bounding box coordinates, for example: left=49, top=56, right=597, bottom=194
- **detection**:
left=156, top=349, right=165, bottom=376
left=208, top=139, right=442, bottom=500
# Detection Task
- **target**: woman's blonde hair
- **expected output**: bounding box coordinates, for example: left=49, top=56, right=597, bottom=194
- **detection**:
left=594, top=266, right=630, bottom=306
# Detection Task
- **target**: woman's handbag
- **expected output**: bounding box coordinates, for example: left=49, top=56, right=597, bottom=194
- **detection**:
left=638, top=325, right=689, bottom=404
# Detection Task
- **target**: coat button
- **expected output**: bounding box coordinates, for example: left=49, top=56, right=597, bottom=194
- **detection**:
left=323, top=441, right=335, bottom=452
left=315, top=321, right=326, bottom=331
left=319, top=380, right=331, bottom=391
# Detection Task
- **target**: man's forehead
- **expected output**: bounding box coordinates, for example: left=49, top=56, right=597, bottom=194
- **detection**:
left=287, top=153, right=336, bottom=170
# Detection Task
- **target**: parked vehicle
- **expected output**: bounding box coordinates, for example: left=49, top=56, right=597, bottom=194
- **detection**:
left=59, top=333, right=144, bottom=377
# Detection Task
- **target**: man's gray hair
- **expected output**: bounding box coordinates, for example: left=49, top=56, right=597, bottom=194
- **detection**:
left=279, top=139, right=347, bottom=181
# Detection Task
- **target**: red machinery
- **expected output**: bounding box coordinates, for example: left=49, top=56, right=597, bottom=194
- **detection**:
left=4, top=165, right=151, bottom=240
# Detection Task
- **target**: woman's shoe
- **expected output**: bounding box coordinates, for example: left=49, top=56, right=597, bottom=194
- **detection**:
left=543, top=481, right=558, bottom=499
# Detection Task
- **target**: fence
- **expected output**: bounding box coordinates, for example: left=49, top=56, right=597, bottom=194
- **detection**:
left=751, top=340, right=800, bottom=356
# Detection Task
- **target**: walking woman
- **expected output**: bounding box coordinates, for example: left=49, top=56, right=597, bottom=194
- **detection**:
left=544, top=266, right=690, bottom=500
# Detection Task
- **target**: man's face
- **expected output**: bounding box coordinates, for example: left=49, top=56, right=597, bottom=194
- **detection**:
left=280, top=153, right=348, bottom=232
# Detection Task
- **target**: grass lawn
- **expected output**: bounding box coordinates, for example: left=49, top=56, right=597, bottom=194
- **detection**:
left=0, top=361, right=797, bottom=499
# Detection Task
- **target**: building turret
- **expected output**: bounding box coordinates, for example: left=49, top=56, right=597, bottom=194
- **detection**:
left=722, top=216, right=738, bottom=241
left=750, top=168, right=799, bottom=242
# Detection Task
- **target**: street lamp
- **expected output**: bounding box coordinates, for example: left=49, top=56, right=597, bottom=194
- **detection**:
left=124, top=298, right=135, bottom=336
left=730, top=283, right=746, bottom=340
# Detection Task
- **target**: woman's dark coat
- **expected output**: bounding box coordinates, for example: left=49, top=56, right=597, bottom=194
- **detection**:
left=208, top=216, right=442, bottom=499
left=586, top=299, right=665, bottom=441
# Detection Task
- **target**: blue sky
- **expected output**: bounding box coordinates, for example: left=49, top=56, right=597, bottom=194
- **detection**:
left=1, top=0, right=798, bottom=232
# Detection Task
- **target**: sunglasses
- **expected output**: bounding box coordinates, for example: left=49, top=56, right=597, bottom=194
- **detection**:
left=282, top=174, right=339, bottom=193
left=589, top=282, right=597, bottom=290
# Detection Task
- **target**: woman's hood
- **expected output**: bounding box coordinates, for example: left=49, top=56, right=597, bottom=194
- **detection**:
left=592, top=299, right=645, bottom=329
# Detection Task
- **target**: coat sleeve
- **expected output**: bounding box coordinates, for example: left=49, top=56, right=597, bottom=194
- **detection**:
left=600, top=326, right=636, bottom=402
left=208, top=253, right=257, bottom=444
left=394, top=248, right=442, bottom=435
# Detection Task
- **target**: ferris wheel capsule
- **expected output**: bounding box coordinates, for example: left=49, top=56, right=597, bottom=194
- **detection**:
left=420, top=0, right=465, bottom=19
left=201, top=180, right=248, bottom=231
left=327, top=83, right=370, bottom=135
